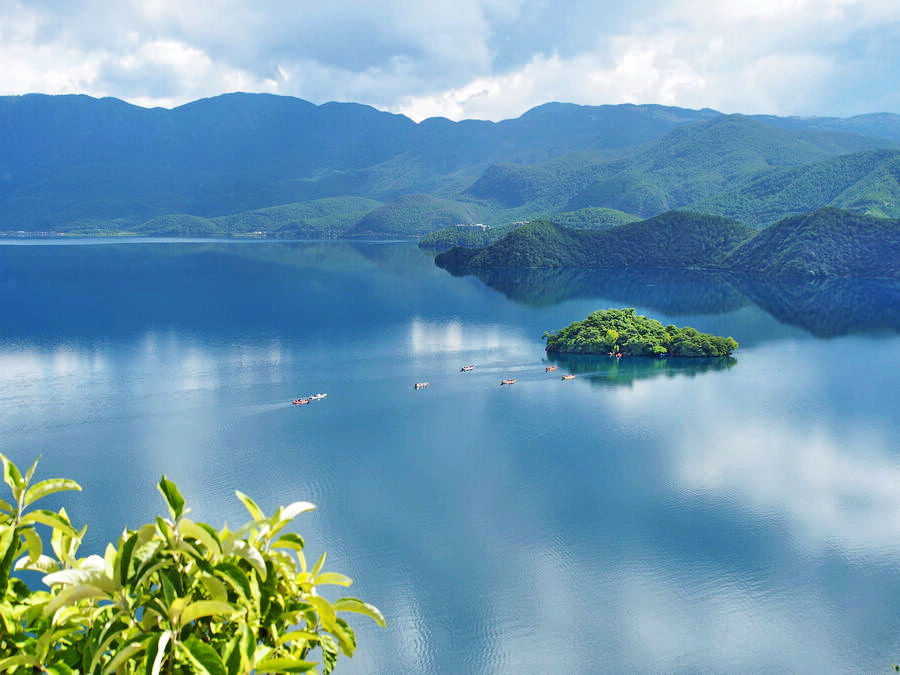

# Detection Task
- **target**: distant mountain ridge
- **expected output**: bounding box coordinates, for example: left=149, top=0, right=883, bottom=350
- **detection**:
left=0, top=92, right=898, bottom=233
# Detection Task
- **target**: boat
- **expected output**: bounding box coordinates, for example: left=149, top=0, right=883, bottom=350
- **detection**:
left=545, top=366, right=558, bottom=372
left=414, top=382, right=429, bottom=389
left=561, top=374, right=576, bottom=380
left=309, top=393, right=328, bottom=400
left=500, top=379, right=517, bottom=385
left=292, top=398, right=310, bottom=405
left=616, top=353, right=623, bottom=359
left=460, top=365, right=475, bottom=372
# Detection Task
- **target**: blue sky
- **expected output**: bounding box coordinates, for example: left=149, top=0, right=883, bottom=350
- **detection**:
left=1, top=0, right=897, bottom=120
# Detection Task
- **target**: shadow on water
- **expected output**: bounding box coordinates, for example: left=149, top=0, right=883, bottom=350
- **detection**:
left=443, top=265, right=900, bottom=337
left=546, top=352, right=737, bottom=387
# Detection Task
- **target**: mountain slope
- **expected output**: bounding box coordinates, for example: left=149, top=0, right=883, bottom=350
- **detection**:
left=724, top=208, right=900, bottom=277
left=564, top=115, right=895, bottom=216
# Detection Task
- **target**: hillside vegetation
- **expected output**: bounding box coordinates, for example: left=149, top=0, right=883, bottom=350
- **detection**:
left=347, top=194, right=479, bottom=237
left=692, top=149, right=900, bottom=225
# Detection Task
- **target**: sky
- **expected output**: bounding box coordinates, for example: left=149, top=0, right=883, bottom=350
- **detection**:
left=1, top=0, right=898, bottom=121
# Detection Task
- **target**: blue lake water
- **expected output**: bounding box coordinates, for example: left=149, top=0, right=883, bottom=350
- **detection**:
left=1, top=240, right=898, bottom=673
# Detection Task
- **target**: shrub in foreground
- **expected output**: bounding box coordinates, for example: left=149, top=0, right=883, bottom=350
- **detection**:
left=0, top=454, right=383, bottom=674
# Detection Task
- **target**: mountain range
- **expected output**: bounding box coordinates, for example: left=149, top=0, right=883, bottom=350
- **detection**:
left=1, top=93, right=899, bottom=235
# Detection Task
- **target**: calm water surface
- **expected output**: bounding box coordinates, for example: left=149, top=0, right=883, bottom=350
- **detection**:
left=1, top=240, right=898, bottom=673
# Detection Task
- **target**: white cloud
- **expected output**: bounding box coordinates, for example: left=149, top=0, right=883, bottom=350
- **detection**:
left=0, top=0, right=897, bottom=119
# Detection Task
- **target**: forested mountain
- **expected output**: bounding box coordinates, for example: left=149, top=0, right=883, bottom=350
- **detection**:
left=418, top=207, right=638, bottom=251
left=436, top=212, right=753, bottom=269
left=435, top=208, right=899, bottom=278
left=0, top=92, right=897, bottom=234
left=560, top=115, right=891, bottom=216
left=724, top=208, right=900, bottom=277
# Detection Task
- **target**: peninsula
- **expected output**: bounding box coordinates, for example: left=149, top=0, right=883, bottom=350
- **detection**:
left=544, top=308, right=739, bottom=357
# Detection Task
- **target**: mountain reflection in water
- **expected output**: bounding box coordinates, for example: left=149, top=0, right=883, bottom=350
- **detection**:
left=456, top=266, right=899, bottom=337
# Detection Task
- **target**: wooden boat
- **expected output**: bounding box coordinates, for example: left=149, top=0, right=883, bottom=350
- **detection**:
left=460, top=365, right=475, bottom=372
left=292, top=398, right=310, bottom=405
left=545, top=366, right=558, bottom=372
left=561, top=374, right=576, bottom=380
left=414, top=382, right=429, bottom=389
left=500, top=379, right=517, bottom=385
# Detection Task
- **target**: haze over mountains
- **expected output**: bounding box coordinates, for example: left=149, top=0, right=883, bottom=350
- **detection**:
left=1, top=92, right=899, bottom=235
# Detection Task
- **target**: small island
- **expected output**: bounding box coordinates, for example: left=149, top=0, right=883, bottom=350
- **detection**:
left=544, top=308, right=738, bottom=357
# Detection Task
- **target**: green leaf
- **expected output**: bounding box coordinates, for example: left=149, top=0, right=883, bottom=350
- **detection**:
left=330, top=617, right=357, bottom=657
left=278, top=630, right=320, bottom=646
left=43, top=583, right=110, bottom=616
left=21, top=525, right=42, bottom=560
left=0, top=653, right=42, bottom=670
left=23, top=478, right=81, bottom=507
left=117, top=531, right=139, bottom=585
left=215, top=562, right=253, bottom=601
left=146, top=630, right=172, bottom=675
left=223, top=631, right=247, bottom=675
left=279, top=501, right=316, bottom=521
left=157, top=475, right=185, bottom=521
left=333, top=597, right=386, bottom=627
left=315, top=572, right=353, bottom=587
left=272, top=532, right=305, bottom=552
left=255, top=657, right=318, bottom=673
left=102, top=638, right=149, bottom=675
left=202, top=575, right=229, bottom=602
left=180, top=518, right=222, bottom=557
left=231, top=540, right=267, bottom=580
left=180, top=637, right=228, bottom=675
left=14, top=553, right=60, bottom=573
left=319, top=634, right=339, bottom=675
left=307, top=595, right=337, bottom=631
left=1, top=455, right=24, bottom=494
left=20, top=509, right=78, bottom=538
left=23, top=456, right=40, bottom=484
left=234, top=490, right=265, bottom=521
left=179, top=600, right=239, bottom=628
left=311, top=551, right=326, bottom=576
left=0, top=498, right=14, bottom=514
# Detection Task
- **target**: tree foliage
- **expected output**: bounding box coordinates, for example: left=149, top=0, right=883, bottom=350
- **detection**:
left=543, top=308, right=738, bottom=357
left=0, top=454, right=382, bottom=674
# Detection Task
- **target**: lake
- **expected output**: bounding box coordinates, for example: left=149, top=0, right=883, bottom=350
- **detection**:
left=1, top=239, right=898, bottom=673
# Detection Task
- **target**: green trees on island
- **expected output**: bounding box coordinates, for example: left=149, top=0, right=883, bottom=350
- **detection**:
left=0, top=454, right=383, bottom=674
left=544, top=308, right=738, bottom=357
